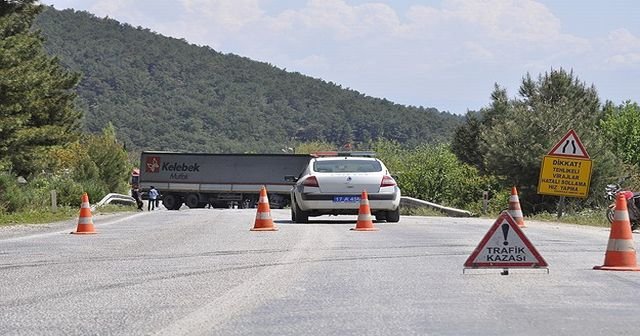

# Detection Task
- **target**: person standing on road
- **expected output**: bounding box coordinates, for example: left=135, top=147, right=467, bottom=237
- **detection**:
left=155, top=191, right=161, bottom=209
left=148, top=186, right=159, bottom=211
left=131, top=185, right=143, bottom=211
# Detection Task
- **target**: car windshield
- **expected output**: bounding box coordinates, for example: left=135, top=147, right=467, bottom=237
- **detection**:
left=313, top=159, right=382, bottom=173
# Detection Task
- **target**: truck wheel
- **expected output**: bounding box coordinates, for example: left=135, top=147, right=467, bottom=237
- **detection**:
left=386, top=208, right=400, bottom=223
left=185, top=193, right=200, bottom=209
left=163, top=194, right=181, bottom=211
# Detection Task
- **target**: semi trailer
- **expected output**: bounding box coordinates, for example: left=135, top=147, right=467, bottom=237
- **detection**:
left=138, top=151, right=312, bottom=210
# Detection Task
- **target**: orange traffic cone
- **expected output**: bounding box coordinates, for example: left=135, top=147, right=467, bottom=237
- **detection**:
left=71, top=193, right=97, bottom=234
left=251, top=186, right=278, bottom=231
left=594, top=192, right=640, bottom=271
left=508, top=186, right=526, bottom=228
left=351, top=190, right=378, bottom=231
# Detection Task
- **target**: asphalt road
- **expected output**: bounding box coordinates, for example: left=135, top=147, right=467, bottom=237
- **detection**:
left=1, top=209, right=639, bottom=335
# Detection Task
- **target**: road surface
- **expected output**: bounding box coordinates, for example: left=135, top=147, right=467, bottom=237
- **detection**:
left=1, top=209, right=639, bottom=335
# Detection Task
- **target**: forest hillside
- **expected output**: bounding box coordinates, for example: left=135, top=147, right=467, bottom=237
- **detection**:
left=34, top=7, right=463, bottom=152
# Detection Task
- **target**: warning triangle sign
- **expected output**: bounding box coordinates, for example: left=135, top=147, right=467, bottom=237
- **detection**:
left=547, top=129, right=589, bottom=159
left=464, top=212, right=548, bottom=269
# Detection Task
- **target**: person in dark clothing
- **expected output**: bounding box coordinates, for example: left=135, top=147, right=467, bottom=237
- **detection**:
left=131, top=186, right=143, bottom=210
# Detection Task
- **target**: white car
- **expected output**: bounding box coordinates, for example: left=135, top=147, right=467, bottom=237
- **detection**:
left=290, top=153, right=401, bottom=223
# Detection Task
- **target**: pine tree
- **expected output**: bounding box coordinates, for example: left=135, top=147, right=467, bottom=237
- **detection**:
left=601, top=101, right=640, bottom=167
left=478, top=68, right=617, bottom=212
left=0, top=1, right=81, bottom=176
left=451, top=111, right=483, bottom=170
left=86, top=123, right=130, bottom=193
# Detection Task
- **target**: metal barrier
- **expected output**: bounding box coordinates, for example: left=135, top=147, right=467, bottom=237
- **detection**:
left=90, top=194, right=472, bottom=217
left=91, top=193, right=136, bottom=211
left=400, top=196, right=474, bottom=217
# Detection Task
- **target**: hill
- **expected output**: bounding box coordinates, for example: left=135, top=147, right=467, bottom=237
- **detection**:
left=34, top=7, right=463, bottom=152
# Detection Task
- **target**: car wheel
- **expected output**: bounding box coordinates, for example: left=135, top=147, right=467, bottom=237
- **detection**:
left=293, top=197, right=309, bottom=223
left=386, top=208, right=400, bottom=223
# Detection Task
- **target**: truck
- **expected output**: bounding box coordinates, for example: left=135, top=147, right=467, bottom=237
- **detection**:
left=138, top=151, right=312, bottom=210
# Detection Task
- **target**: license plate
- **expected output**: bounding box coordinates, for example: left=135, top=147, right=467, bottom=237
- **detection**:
left=333, top=196, right=360, bottom=203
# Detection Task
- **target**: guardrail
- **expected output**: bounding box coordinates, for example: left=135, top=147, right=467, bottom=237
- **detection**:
left=400, top=196, right=474, bottom=217
left=91, top=193, right=136, bottom=211
left=90, top=194, right=473, bottom=217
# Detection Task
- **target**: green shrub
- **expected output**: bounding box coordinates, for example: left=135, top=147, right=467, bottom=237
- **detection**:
left=80, top=180, right=110, bottom=205
left=0, top=173, right=28, bottom=213
left=0, top=170, right=119, bottom=214
left=529, top=207, right=610, bottom=227
left=374, top=140, right=500, bottom=212
left=465, top=189, right=511, bottom=216
left=401, top=206, right=446, bottom=217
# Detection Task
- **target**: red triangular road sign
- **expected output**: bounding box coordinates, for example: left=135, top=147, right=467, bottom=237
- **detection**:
left=547, top=129, right=589, bottom=159
left=464, top=212, right=548, bottom=268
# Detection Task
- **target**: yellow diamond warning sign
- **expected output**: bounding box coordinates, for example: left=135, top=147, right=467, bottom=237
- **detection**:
left=464, top=212, right=547, bottom=269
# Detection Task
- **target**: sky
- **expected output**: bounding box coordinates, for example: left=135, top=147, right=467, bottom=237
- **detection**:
left=39, top=0, right=640, bottom=114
